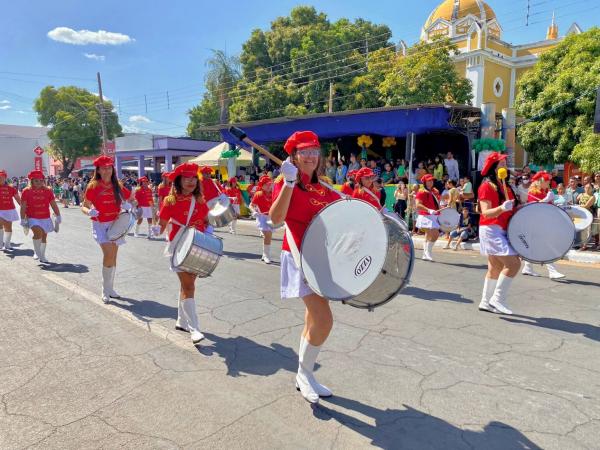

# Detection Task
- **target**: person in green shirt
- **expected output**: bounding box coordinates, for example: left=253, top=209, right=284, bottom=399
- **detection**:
left=396, top=159, right=407, bottom=180
left=381, top=163, right=395, bottom=184
left=433, top=156, right=444, bottom=180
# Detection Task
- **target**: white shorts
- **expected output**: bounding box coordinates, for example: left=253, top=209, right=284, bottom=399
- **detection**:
left=140, top=206, right=154, bottom=219
left=280, top=251, right=314, bottom=300
left=255, top=214, right=273, bottom=232
left=479, top=225, right=517, bottom=256
left=0, top=209, right=19, bottom=222
left=28, top=218, right=54, bottom=233
left=416, top=214, right=440, bottom=230
left=92, top=220, right=125, bottom=246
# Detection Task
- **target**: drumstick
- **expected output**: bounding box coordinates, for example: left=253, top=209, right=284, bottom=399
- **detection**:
left=229, top=126, right=283, bottom=166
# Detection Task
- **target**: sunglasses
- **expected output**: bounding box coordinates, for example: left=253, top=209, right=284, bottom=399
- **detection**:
left=297, top=149, right=321, bottom=157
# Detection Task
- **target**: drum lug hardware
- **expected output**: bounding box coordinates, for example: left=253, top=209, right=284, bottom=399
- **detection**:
left=381, top=269, right=387, bottom=275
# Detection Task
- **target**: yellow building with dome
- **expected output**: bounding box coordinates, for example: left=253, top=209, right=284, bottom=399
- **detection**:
left=420, top=0, right=582, bottom=165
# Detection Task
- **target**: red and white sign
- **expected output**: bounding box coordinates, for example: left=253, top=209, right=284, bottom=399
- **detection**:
left=34, top=157, right=43, bottom=171
left=33, top=146, right=44, bottom=156
left=104, top=141, right=116, bottom=156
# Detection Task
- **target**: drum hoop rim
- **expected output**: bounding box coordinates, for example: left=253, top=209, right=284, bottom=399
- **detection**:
left=107, top=211, right=135, bottom=241
left=300, top=198, right=390, bottom=301
left=507, top=202, right=575, bottom=263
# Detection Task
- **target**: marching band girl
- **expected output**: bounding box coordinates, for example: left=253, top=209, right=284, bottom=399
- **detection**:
left=270, top=131, right=341, bottom=404
left=158, top=162, right=209, bottom=344
left=20, top=170, right=61, bottom=263
left=340, top=169, right=357, bottom=196
left=0, top=170, right=21, bottom=251
left=249, top=175, right=274, bottom=264
left=521, top=171, right=566, bottom=280
left=477, top=152, right=520, bottom=315
left=134, top=176, right=154, bottom=238
left=81, top=155, right=134, bottom=303
left=157, top=172, right=173, bottom=206
left=415, top=174, right=441, bottom=261
left=224, top=177, right=242, bottom=234
left=352, top=167, right=381, bottom=209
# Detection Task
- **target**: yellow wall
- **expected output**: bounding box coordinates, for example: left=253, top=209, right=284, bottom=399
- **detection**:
left=486, top=39, right=512, bottom=57
left=453, top=60, right=467, bottom=78
left=482, top=60, right=511, bottom=110
left=515, top=42, right=557, bottom=57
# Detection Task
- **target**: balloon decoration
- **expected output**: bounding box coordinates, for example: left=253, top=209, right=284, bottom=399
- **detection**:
left=382, top=137, right=396, bottom=161
left=472, top=138, right=506, bottom=153
left=220, top=147, right=242, bottom=159
left=357, top=135, right=372, bottom=160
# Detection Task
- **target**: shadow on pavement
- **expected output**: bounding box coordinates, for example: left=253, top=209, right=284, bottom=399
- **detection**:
left=314, top=399, right=541, bottom=450
left=401, top=286, right=472, bottom=304
left=564, top=278, right=600, bottom=288
left=197, top=332, right=313, bottom=377
left=501, top=314, right=600, bottom=343
left=3, top=248, right=34, bottom=259
left=435, top=261, right=488, bottom=270
left=223, top=250, right=262, bottom=260
left=40, top=263, right=89, bottom=273
left=111, top=296, right=177, bottom=322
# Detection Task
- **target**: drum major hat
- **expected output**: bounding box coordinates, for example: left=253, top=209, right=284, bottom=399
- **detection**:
left=173, top=162, right=199, bottom=179
left=258, top=175, right=272, bottom=188
left=93, top=155, right=114, bottom=168
left=284, top=131, right=320, bottom=155
left=138, top=176, right=149, bottom=184
left=347, top=169, right=358, bottom=179
left=355, top=167, right=375, bottom=183
left=481, top=152, right=507, bottom=176
left=0, top=169, right=7, bottom=178
left=27, top=170, right=44, bottom=180
left=199, top=166, right=213, bottom=174
left=531, top=171, right=551, bottom=182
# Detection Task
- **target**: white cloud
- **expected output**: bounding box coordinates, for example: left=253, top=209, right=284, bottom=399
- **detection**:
left=16, top=110, right=27, bottom=114
left=129, top=115, right=151, bottom=123
left=122, top=124, right=143, bottom=133
left=0, top=100, right=10, bottom=105
left=84, top=53, right=105, bottom=61
left=47, top=27, right=134, bottom=45
left=92, top=92, right=111, bottom=102
left=0, top=105, right=12, bottom=110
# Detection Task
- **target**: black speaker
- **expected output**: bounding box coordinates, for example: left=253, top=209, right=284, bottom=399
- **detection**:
left=594, top=87, right=600, bottom=134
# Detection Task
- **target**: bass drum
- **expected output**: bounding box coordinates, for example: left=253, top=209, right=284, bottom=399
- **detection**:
left=562, top=205, right=593, bottom=247
left=438, top=207, right=460, bottom=233
left=507, top=203, right=575, bottom=264
left=300, top=198, right=414, bottom=311
left=107, top=212, right=135, bottom=241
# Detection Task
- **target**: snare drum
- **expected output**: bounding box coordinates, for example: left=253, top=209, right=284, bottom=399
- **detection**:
left=300, top=198, right=414, bottom=310
left=438, top=208, right=460, bottom=233
left=562, top=205, right=593, bottom=247
left=171, top=227, right=223, bottom=277
left=207, top=196, right=237, bottom=228
left=507, top=203, right=575, bottom=264
left=106, top=212, right=135, bottom=241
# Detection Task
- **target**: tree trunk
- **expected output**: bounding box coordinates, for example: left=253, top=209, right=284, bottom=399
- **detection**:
left=60, top=158, right=74, bottom=178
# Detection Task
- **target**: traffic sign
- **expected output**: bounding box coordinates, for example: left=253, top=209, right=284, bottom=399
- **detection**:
left=33, top=146, right=44, bottom=156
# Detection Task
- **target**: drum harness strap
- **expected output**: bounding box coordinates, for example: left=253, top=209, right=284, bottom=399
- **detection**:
left=164, top=196, right=196, bottom=257
left=362, top=186, right=385, bottom=212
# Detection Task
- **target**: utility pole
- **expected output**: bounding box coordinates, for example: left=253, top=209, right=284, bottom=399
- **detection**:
left=328, top=82, right=335, bottom=113
left=365, top=36, right=369, bottom=70
left=526, top=0, right=530, bottom=26
left=96, top=72, right=108, bottom=155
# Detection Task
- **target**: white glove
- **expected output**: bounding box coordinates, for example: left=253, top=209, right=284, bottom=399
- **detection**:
left=122, top=201, right=132, bottom=211
left=54, top=215, right=62, bottom=224
left=542, top=191, right=555, bottom=203
left=281, top=158, right=298, bottom=185
left=501, top=200, right=514, bottom=211
left=428, top=209, right=437, bottom=215
left=88, top=208, right=100, bottom=218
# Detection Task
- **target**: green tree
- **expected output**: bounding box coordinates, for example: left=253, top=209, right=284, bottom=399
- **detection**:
left=379, top=38, right=472, bottom=106
left=34, top=86, right=121, bottom=177
left=187, top=90, right=221, bottom=140
left=205, top=49, right=241, bottom=124
left=515, top=28, right=600, bottom=168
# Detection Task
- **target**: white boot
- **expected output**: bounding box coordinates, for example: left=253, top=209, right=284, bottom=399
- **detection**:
left=147, top=223, right=152, bottom=239
left=101, top=266, right=111, bottom=303
left=422, top=241, right=434, bottom=261
left=4, top=231, right=11, bottom=250
left=547, top=263, right=565, bottom=280
left=175, top=297, right=189, bottom=332
left=229, top=220, right=237, bottom=235
left=32, top=238, right=42, bottom=260
left=295, top=337, right=322, bottom=404
left=262, top=244, right=271, bottom=264
left=521, top=261, right=541, bottom=277
left=134, top=223, right=140, bottom=237
left=295, top=336, right=332, bottom=398
left=107, top=267, right=121, bottom=298
left=181, top=298, right=204, bottom=344
left=489, top=273, right=514, bottom=315
left=478, top=277, right=498, bottom=313
left=0, top=229, right=4, bottom=250
left=39, top=242, right=48, bottom=263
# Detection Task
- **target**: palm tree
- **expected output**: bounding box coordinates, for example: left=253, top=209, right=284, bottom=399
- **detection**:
left=205, top=49, right=241, bottom=124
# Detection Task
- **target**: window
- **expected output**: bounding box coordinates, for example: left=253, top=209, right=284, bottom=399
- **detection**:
left=493, top=77, right=504, bottom=97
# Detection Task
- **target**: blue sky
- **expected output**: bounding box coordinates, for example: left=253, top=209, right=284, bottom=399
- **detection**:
left=0, top=0, right=598, bottom=135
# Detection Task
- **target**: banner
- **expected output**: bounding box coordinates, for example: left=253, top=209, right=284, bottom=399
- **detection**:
left=34, top=156, right=43, bottom=171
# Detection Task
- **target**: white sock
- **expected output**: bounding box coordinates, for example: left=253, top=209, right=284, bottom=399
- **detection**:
left=298, top=336, right=321, bottom=374
left=40, top=242, right=47, bottom=260
left=4, top=232, right=10, bottom=246
left=523, top=261, right=534, bottom=272
left=427, top=241, right=435, bottom=256
left=491, top=273, right=514, bottom=303
left=0, top=229, right=4, bottom=246
left=102, top=266, right=111, bottom=293
left=135, top=224, right=140, bottom=234
left=32, top=238, right=42, bottom=258
left=481, top=277, right=497, bottom=303
left=263, top=244, right=271, bottom=258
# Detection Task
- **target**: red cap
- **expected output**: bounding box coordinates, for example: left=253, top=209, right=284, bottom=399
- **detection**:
left=0, top=170, right=7, bottom=178
left=172, top=162, right=199, bottom=179
left=481, top=152, right=508, bottom=176
left=138, top=176, right=149, bottom=184
left=161, top=171, right=170, bottom=178
left=421, top=174, right=435, bottom=183
left=531, top=171, right=551, bottom=182
left=283, top=131, right=320, bottom=155
left=167, top=172, right=176, bottom=182
left=229, top=177, right=238, bottom=185
left=355, top=167, right=375, bottom=183
left=200, top=166, right=213, bottom=174
left=27, top=170, right=44, bottom=180
left=347, top=170, right=358, bottom=179
left=93, top=155, right=114, bottom=168
left=258, top=175, right=272, bottom=188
